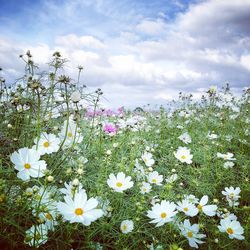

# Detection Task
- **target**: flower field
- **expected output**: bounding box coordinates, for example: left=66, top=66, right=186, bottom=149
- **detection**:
left=0, top=52, right=249, bottom=249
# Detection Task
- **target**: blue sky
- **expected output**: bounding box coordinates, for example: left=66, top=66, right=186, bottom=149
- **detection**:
left=0, top=0, right=192, bottom=41
left=0, top=0, right=250, bottom=108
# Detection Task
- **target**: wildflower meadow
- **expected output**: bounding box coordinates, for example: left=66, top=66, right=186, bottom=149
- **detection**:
left=0, top=52, right=249, bottom=249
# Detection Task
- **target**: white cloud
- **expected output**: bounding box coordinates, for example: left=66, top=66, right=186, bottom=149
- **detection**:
left=23, top=44, right=52, bottom=64
left=136, top=19, right=167, bottom=35
left=240, top=55, right=250, bottom=71
left=55, top=34, right=105, bottom=50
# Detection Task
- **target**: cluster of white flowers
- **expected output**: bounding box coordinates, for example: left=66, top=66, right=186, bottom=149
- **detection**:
left=24, top=186, right=58, bottom=247
left=5, top=83, right=248, bottom=249
left=118, top=115, right=147, bottom=131
left=144, top=192, right=244, bottom=248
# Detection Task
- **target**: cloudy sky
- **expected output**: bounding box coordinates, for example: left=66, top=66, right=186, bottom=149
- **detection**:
left=0, top=0, right=250, bottom=108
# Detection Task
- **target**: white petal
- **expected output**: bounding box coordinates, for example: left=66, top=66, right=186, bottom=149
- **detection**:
left=17, top=170, right=30, bottom=181
left=200, top=195, right=208, bottom=206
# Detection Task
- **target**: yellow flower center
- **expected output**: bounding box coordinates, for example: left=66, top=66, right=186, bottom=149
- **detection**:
left=122, top=225, right=127, bottom=231
left=45, top=213, right=53, bottom=220
left=187, top=231, right=193, bottom=238
left=43, top=141, right=50, bottom=148
left=116, top=182, right=123, bottom=187
left=67, top=132, right=73, bottom=137
left=35, top=194, right=41, bottom=201
left=161, top=212, right=167, bottom=218
left=184, top=207, right=189, bottom=212
left=227, top=228, right=234, bottom=235
left=152, top=178, right=157, bottom=183
left=75, top=208, right=84, bottom=215
left=181, top=155, right=186, bottom=159
left=34, top=232, right=41, bottom=240
left=24, top=163, right=31, bottom=169
left=197, top=204, right=203, bottom=210
left=230, top=193, right=234, bottom=198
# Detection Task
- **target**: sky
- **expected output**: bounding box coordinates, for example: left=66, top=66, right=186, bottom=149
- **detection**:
left=0, top=0, right=250, bottom=108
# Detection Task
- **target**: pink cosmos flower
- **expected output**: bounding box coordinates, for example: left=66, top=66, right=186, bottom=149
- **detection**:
left=103, top=123, right=118, bottom=134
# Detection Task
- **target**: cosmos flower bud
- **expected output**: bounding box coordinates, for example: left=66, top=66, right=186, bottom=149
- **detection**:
left=47, top=176, right=54, bottom=182
left=77, top=168, right=84, bottom=175
left=72, top=179, right=79, bottom=186
left=106, top=150, right=112, bottom=155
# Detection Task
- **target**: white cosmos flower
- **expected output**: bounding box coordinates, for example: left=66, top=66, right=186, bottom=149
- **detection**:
left=165, top=174, right=178, bottom=184
left=141, top=152, right=155, bottom=167
left=197, top=196, right=217, bottom=216
left=95, top=197, right=110, bottom=217
left=207, top=132, right=218, bottom=140
left=57, top=190, right=103, bottom=225
left=133, top=159, right=146, bottom=180
left=77, top=156, right=88, bottom=164
left=218, top=218, right=244, bottom=240
left=177, top=200, right=198, bottom=217
left=217, top=152, right=236, bottom=161
left=25, top=224, right=48, bottom=248
left=147, top=200, right=178, bottom=227
left=225, top=135, right=233, bottom=142
left=37, top=204, right=58, bottom=231
left=60, top=182, right=86, bottom=197
left=222, top=187, right=241, bottom=207
left=120, top=220, right=134, bottom=234
left=174, top=147, right=193, bottom=164
left=223, top=161, right=235, bottom=169
left=178, top=132, right=192, bottom=144
left=177, top=125, right=184, bottom=129
left=179, top=219, right=206, bottom=249
left=33, top=133, right=60, bottom=155
left=179, top=110, right=190, bottom=118
left=107, top=172, right=134, bottom=193
left=140, top=182, right=152, bottom=194
left=218, top=212, right=237, bottom=221
left=59, top=119, right=83, bottom=147
left=31, top=186, right=57, bottom=214
left=148, top=171, right=163, bottom=186
left=10, top=147, right=47, bottom=181
left=150, top=196, right=161, bottom=206
left=183, top=194, right=199, bottom=204
left=70, top=90, right=81, bottom=102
